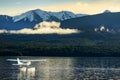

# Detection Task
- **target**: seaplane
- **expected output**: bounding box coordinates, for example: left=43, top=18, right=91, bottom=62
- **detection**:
left=7, top=58, right=46, bottom=66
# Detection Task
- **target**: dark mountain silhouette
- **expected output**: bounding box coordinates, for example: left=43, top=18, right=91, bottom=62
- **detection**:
left=61, top=12, right=120, bottom=32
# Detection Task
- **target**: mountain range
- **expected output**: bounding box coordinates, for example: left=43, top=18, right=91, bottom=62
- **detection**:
left=0, top=9, right=86, bottom=30
left=0, top=9, right=120, bottom=33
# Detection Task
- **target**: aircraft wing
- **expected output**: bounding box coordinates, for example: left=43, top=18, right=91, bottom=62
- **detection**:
left=7, top=59, right=46, bottom=62
left=7, top=59, right=17, bottom=61
left=21, top=59, right=47, bottom=62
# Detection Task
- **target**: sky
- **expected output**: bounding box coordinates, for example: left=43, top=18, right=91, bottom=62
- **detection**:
left=0, top=0, right=120, bottom=16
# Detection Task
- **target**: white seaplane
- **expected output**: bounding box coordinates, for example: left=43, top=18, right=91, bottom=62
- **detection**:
left=7, top=58, right=46, bottom=66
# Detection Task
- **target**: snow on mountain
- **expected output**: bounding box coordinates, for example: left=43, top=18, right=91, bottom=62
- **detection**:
left=13, top=9, right=50, bottom=22
left=13, top=9, right=61, bottom=22
left=13, top=9, right=87, bottom=22
left=48, top=11, right=76, bottom=21
left=49, top=11, right=86, bottom=20
left=13, top=11, right=35, bottom=22
left=33, top=9, right=51, bottom=21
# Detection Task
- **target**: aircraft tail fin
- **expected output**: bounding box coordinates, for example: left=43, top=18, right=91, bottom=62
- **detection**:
left=17, top=58, right=22, bottom=65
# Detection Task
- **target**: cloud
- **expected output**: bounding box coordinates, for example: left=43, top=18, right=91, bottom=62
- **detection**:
left=0, top=30, right=7, bottom=33
left=34, top=21, right=60, bottom=29
left=0, top=21, right=80, bottom=34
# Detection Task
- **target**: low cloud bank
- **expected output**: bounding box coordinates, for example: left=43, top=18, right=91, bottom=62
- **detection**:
left=0, top=21, right=80, bottom=34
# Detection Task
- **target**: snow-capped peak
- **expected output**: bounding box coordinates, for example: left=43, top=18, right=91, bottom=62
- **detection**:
left=33, top=9, right=51, bottom=21
left=12, top=9, right=87, bottom=22
left=48, top=11, right=76, bottom=21
left=13, top=9, right=51, bottom=22
left=13, top=11, right=35, bottom=22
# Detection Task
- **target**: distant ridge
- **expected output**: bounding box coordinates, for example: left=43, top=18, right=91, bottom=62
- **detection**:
left=61, top=11, right=120, bottom=32
left=103, top=10, right=111, bottom=13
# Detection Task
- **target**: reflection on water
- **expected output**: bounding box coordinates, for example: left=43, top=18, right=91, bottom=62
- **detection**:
left=17, top=67, right=35, bottom=80
left=1, top=57, right=120, bottom=80
left=35, top=58, right=74, bottom=80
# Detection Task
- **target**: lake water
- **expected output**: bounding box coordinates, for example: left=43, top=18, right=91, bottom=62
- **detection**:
left=1, top=57, right=120, bottom=80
